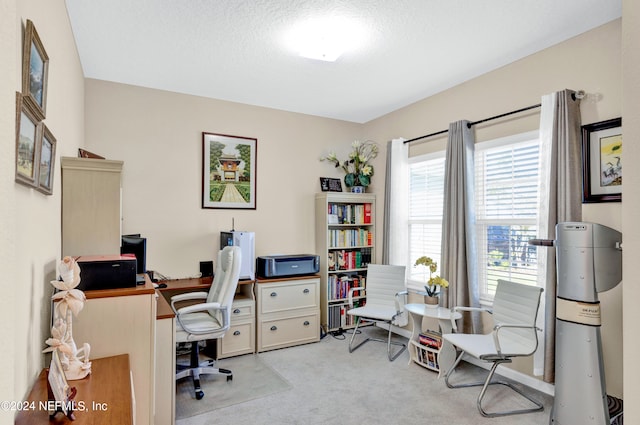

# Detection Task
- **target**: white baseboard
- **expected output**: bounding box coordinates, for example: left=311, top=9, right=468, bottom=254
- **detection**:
left=375, top=323, right=555, bottom=397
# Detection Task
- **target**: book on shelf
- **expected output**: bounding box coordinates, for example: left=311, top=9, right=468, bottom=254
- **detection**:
left=327, top=203, right=373, bottom=225
left=419, top=329, right=442, bottom=349
left=327, top=274, right=366, bottom=300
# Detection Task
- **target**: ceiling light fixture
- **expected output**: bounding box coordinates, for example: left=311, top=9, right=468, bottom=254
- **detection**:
left=286, top=16, right=367, bottom=62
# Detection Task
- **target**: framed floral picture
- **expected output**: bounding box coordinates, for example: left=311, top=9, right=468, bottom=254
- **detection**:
left=202, top=132, right=257, bottom=209
left=15, top=92, right=41, bottom=188
left=36, top=124, right=57, bottom=195
left=22, top=19, right=49, bottom=120
left=581, top=118, right=622, bottom=203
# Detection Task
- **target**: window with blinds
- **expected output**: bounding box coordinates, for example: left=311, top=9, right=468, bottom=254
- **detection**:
left=474, top=135, right=540, bottom=301
left=408, top=154, right=445, bottom=289
left=406, top=132, right=540, bottom=299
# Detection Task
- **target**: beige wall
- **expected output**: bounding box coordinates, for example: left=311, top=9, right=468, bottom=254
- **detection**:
left=622, top=0, right=640, bottom=421
left=1, top=0, right=85, bottom=414
left=84, top=80, right=364, bottom=279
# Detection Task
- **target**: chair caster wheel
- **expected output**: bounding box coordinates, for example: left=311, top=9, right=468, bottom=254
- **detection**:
left=227, top=375, right=233, bottom=382
left=195, top=390, right=204, bottom=400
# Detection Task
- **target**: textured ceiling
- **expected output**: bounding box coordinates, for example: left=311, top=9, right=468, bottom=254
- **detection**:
left=65, top=0, right=621, bottom=123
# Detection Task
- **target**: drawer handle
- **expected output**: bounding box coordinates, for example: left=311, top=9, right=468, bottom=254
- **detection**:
left=233, top=330, right=241, bottom=336
left=233, top=308, right=241, bottom=314
left=270, top=325, right=278, bottom=331
left=303, top=288, right=310, bottom=294
left=270, top=292, right=277, bottom=297
left=303, top=321, right=310, bottom=326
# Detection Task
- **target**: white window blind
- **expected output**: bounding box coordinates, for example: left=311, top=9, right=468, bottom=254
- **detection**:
left=408, top=154, right=445, bottom=289
left=474, top=135, right=540, bottom=301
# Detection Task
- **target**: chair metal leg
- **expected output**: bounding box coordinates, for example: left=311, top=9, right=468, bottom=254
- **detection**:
left=348, top=317, right=406, bottom=361
left=444, top=351, right=544, bottom=417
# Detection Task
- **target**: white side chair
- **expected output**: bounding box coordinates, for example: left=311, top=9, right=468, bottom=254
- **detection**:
left=443, top=279, right=544, bottom=417
left=171, top=245, right=241, bottom=400
left=346, top=264, right=408, bottom=361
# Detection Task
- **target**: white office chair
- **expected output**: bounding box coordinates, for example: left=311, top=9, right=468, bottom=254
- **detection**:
left=171, top=246, right=241, bottom=400
left=443, top=279, right=544, bottom=417
left=346, top=264, right=408, bottom=361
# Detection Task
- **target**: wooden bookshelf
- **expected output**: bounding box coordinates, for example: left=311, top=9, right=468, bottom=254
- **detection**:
left=315, top=192, right=375, bottom=332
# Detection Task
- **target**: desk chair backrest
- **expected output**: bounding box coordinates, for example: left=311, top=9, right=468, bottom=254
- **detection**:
left=364, top=264, right=407, bottom=325
left=492, top=279, right=542, bottom=355
left=207, top=246, right=242, bottom=326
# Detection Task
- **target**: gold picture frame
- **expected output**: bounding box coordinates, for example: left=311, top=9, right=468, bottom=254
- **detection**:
left=36, top=124, right=57, bottom=195
left=22, top=19, right=49, bottom=120
left=15, top=92, right=41, bottom=188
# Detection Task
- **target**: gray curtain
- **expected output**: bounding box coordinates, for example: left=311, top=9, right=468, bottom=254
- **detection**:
left=382, top=139, right=408, bottom=266
left=537, top=89, right=582, bottom=383
left=441, top=120, right=480, bottom=334
left=382, top=141, right=393, bottom=264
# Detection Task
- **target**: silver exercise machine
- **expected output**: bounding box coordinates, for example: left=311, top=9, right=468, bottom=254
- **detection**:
left=530, top=222, right=623, bottom=425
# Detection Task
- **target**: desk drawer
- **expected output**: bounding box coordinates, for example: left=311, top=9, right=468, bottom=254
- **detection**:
left=259, top=312, right=319, bottom=352
left=230, top=303, right=253, bottom=322
left=258, top=279, right=319, bottom=315
left=219, top=322, right=255, bottom=357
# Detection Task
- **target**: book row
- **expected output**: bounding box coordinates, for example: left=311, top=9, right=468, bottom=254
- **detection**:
left=327, top=249, right=372, bottom=271
left=327, top=274, right=366, bottom=301
left=416, top=345, right=439, bottom=369
left=327, top=203, right=372, bottom=225
left=328, top=229, right=373, bottom=248
left=327, top=301, right=365, bottom=330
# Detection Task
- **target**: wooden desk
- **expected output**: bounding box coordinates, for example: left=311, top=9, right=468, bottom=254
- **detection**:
left=15, top=354, right=133, bottom=425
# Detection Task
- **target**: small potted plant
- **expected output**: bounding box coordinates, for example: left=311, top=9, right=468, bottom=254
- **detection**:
left=414, top=256, right=449, bottom=307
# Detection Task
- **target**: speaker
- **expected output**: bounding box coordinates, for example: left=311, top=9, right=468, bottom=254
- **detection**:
left=200, top=260, right=214, bottom=277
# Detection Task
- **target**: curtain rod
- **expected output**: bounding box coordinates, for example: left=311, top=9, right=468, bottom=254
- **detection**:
left=403, top=103, right=541, bottom=144
left=403, top=90, right=585, bottom=144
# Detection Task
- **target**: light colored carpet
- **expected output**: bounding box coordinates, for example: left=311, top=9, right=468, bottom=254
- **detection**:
left=177, top=327, right=553, bottom=425
left=175, top=353, right=291, bottom=419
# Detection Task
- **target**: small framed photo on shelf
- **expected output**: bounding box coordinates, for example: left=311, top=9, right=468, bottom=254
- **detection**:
left=202, top=132, right=257, bottom=209
left=36, top=124, right=57, bottom=195
left=22, top=19, right=49, bottom=120
left=581, top=117, right=622, bottom=203
left=15, top=92, right=40, bottom=188
left=319, top=177, right=343, bottom=192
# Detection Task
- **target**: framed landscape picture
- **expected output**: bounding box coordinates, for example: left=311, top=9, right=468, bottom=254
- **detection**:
left=15, top=92, right=40, bottom=188
left=22, top=19, right=49, bottom=120
left=202, top=132, right=257, bottom=209
left=581, top=117, right=622, bottom=203
left=36, top=124, right=57, bottom=195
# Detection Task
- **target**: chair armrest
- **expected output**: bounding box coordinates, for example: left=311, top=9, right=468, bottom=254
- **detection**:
left=176, top=302, right=222, bottom=316
left=348, top=286, right=365, bottom=308
left=171, top=291, right=208, bottom=303
left=394, top=290, right=408, bottom=313
left=450, top=306, right=492, bottom=332
left=492, top=323, right=542, bottom=355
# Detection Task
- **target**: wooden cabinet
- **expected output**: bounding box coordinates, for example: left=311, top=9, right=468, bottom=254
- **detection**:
left=217, top=282, right=256, bottom=358
left=155, top=293, right=175, bottom=425
left=256, top=276, right=320, bottom=352
left=315, top=193, right=375, bottom=332
left=61, top=157, right=123, bottom=257
left=70, top=282, right=156, bottom=425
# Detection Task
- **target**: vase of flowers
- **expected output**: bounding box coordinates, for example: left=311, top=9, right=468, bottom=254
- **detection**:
left=414, top=256, right=449, bottom=308
left=320, top=140, right=379, bottom=191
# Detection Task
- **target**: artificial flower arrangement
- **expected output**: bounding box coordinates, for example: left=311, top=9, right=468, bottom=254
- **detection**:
left=414, top=256, right=449, bottom=297
left=320, top=140, right=379, bottom=189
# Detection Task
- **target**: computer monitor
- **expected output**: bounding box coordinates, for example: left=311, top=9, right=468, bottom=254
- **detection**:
left=121, top=234, right=147, bottom=274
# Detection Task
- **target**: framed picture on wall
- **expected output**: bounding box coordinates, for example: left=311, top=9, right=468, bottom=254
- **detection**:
left=581, top=117, right=622, bottom=203
left=22, top=19, right=49, bottom=120
left=36, top=124, right=57, bottom=195
left=202, top=132, right=257, bottom=209
left=15, top=92, right=41, bottom=188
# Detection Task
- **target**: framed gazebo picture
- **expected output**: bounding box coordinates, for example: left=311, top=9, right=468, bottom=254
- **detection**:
left=202, top=132, right=257, bottom=209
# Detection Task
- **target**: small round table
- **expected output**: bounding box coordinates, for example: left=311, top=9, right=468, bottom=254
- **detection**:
left=405, top=303, right=462, bottom=377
